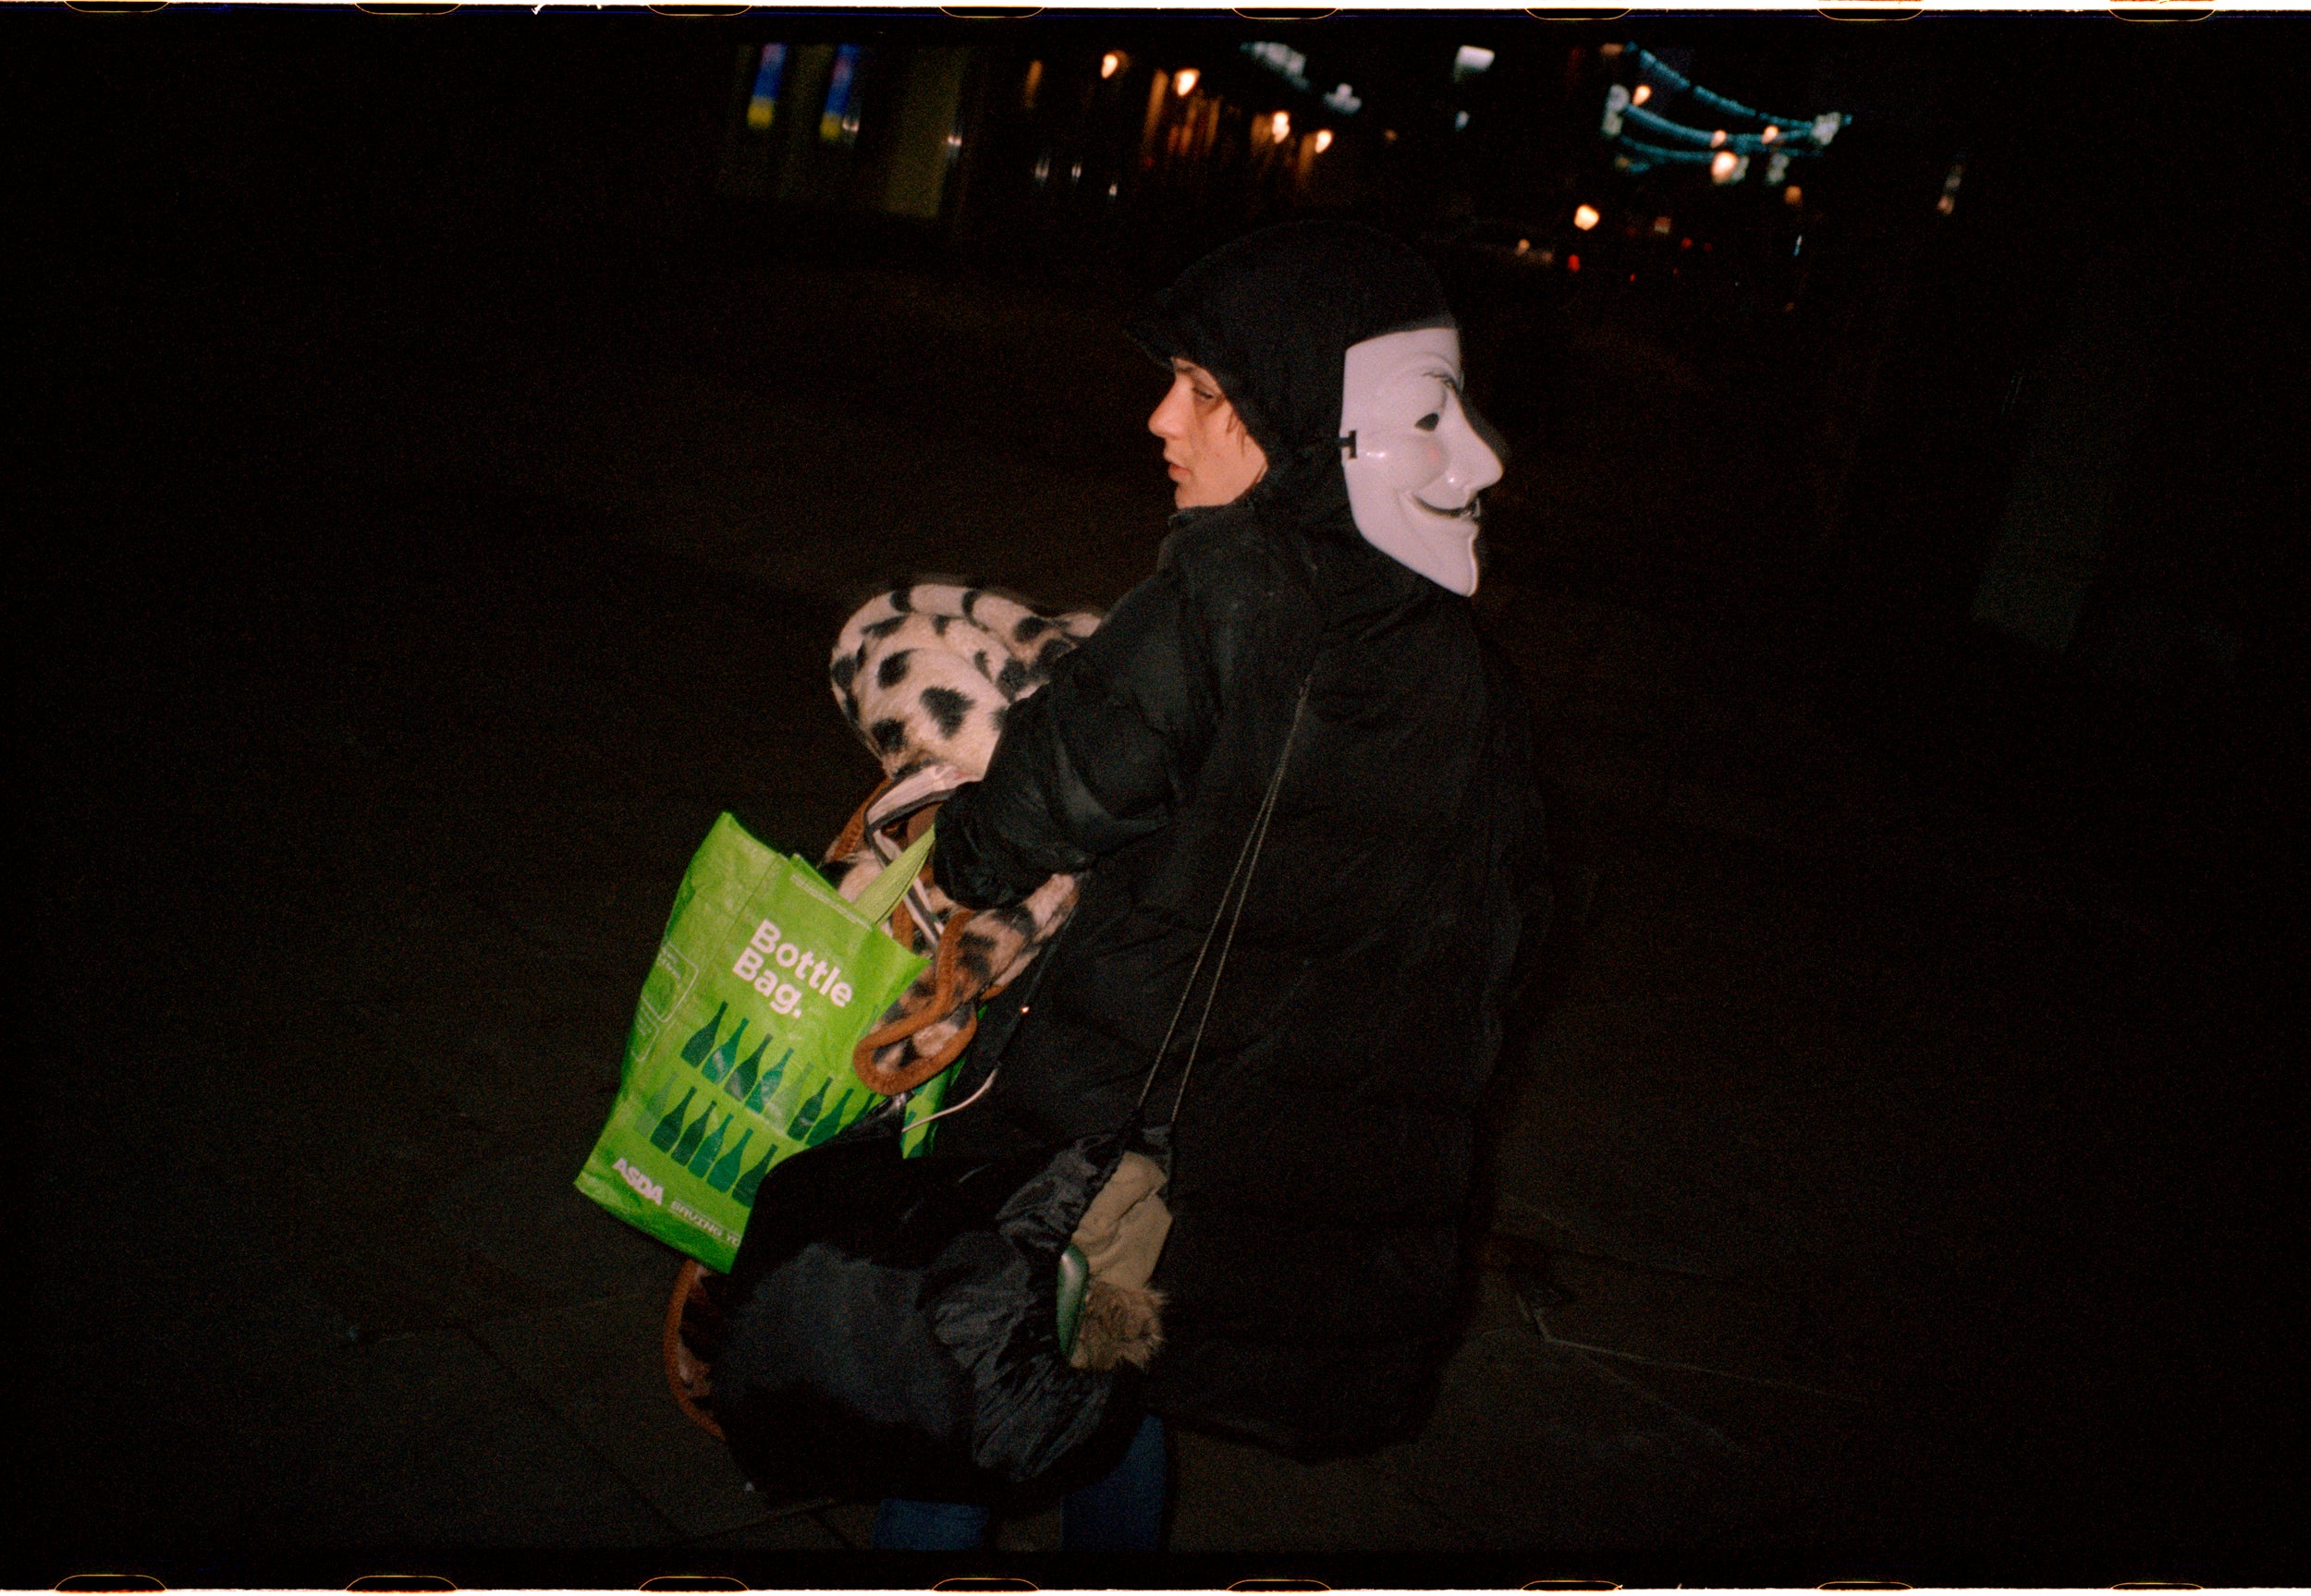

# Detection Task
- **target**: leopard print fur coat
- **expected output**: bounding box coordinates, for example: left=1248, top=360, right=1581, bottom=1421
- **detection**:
left=821, top=583, right=1101, bottom=1097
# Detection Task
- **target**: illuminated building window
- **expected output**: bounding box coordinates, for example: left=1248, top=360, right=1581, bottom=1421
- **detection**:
left=746, top=43, right=787, bottom=131
left=820, top=43, right=864, bottom=147
left=1243, top=42, right=1309, bottom=91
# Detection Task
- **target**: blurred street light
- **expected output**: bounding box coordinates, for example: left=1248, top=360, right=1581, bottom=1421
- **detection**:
left=1784, top=184, right=1804, bottom=208
left=1573, top=204, right=1600, bottom=230
left=1710, top=150, right=1741, bottom=182
left=1174, top=67, right=1199, bottom=96
left=1270, top=110, right=1291, bottom=141
left=1101, top=52, right=1122, bottom=79
left=1314, top=128, right=1334, bottom=152
left=1632, top=83, right=1652, bottom=105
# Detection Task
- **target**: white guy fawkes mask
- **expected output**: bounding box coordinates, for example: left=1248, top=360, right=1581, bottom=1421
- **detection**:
left=1338, top=325, right=1505, bottom=596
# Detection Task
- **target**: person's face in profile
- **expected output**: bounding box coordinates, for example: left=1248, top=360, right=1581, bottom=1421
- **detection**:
left=1148, top=359, right=1269, bottom=509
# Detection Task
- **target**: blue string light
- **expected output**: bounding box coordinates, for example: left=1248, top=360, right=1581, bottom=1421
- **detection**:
left=1600, top=49, right=1848, bottom=184
left=1616, top=136, right=1714, bottom=165
left=1627, top=43, right=1844, bottom=138
left=1621, top=103, right=1822, bottom=158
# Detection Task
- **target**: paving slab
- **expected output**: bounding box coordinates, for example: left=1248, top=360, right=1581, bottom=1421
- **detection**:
left=470, top=1293, right=767, bottom=1541
left=1168, top=1434, right=1464, bottom=1554
left=1381, top=1283, right=1755, bottom=1549
left=678, top=1505, right=863, bottom=1553
left=227, top=1325, right=677, bottom=1551
left=426, top=1153, right=673, bottom=1305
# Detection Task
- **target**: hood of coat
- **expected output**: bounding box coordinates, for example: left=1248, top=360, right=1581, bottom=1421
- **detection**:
left=1128, top=221, right=1457, bottom=538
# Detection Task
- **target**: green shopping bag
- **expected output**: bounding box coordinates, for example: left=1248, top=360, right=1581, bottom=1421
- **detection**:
left=575, top=813, right=946, bottom=1272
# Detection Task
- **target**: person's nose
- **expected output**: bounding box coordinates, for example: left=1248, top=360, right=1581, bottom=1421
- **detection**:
left=1438, top=404, right=1505, bottom=499
left=1148, top=378, right=1188, bottom=440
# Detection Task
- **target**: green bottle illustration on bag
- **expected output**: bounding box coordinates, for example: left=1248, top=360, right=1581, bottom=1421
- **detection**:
left=724, top=1034, right=769, bottom=1101
left=784, top=1078, right=831, bottom=1142
left=706, top=1127, right=754, bottom=1193
left=670, top=1099, right=714, bottom=1163
left=679, top=1003, right=727, bottom=1067
left=745, top=1047, right=792, bottom=1115
left=804, top=1088, right=856, bottom=1147
left=730, top=1141, right=776, bottom=1209
left=650, top=1085, right=698, bottom=1151
left=642, top=1075, right=675, bottom=1119
left=687, top=1111, right=733, bottom=1176
left=702, top=1017, right=750, bottom=1085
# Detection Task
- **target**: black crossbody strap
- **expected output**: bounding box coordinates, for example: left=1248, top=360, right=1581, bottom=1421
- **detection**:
left=1133, top=676, right=1313, bottom=1129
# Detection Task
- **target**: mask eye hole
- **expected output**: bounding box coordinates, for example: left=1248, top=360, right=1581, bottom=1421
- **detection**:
left=1414, top=413, right=1440, bottom=432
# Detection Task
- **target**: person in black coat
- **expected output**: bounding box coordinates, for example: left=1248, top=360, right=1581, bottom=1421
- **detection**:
left=920, top=218, right=1548, bottom=1493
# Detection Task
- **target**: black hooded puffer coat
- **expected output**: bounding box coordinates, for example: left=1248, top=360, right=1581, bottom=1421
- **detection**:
left=933, top=221, right=1547, bottom=1458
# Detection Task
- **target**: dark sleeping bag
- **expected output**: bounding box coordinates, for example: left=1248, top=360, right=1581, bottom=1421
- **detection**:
left=699, top=1108, right=1146, bottom=1505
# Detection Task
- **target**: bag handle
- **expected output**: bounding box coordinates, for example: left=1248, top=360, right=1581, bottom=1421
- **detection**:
left=849, top=823, right=937, bottom=933
left=1134, top=676, right=1312, bottom=1134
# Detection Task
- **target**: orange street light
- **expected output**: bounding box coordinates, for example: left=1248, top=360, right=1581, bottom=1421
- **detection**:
left=1632, top=83, right=1652, bottom=105
left=1101, top=52, right=1122, bottom=79
left=1573, top=204, right=1600, bottom=230
left=1173, top=67, right=1199, bottom=96
left=1314, top=128, right=1334, bottom=152
left=1270, top=110, right=1291, bottom=141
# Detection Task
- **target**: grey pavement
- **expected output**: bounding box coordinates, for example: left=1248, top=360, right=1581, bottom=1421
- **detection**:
left=20, top=246, right=2288, bottom=1586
